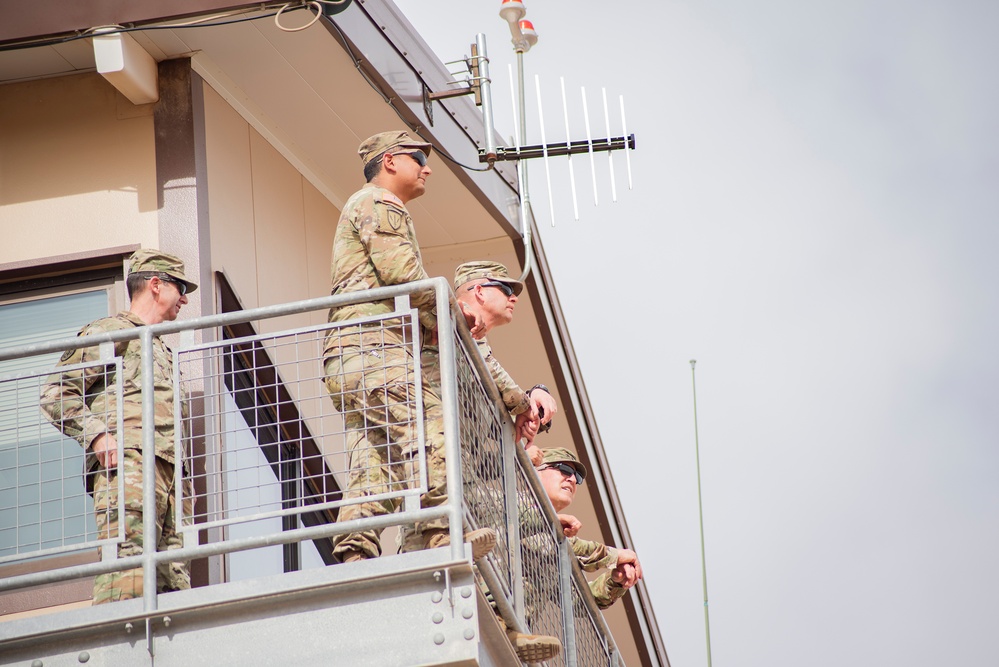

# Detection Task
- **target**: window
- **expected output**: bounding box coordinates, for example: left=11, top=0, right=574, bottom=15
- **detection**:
left=0, top=253, right=126, bottom=615
left=0, top=287, right=114, bottom=559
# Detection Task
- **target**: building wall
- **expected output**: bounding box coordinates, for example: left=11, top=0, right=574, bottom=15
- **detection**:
left=0, top=73, right=159, bottom=265
left=202, top=81, right=337, bottom=328
left=0, top=70, right=646, bottom=664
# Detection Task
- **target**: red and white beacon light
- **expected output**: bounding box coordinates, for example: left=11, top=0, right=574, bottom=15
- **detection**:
left=500, top=0, right=538, bottom=53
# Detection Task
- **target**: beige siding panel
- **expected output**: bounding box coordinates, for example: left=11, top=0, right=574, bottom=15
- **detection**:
left=303, top=181, right=337, bottom=324
left=202, top=82, right=258, bottom=309
left=248, top=129, right=309, bottom=331
left=302, top=181, right=344, bottom=474
left=0, top=73, right=157, bottom=265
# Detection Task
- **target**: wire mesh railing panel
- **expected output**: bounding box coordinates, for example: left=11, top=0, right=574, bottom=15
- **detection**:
left=516, top=464, right=569, bottom=667
left=0, top=280, right=629, bottom=667
left=1, top=359, right=123, bottom=563
left=175, top=312, right=425, bottom=535
left=454, top=336, right=512, bottom=592
left=571, top=574, right=614, bottom=667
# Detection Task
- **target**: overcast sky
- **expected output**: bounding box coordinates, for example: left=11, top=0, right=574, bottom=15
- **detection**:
left=396, top=2, right=999, bottom=665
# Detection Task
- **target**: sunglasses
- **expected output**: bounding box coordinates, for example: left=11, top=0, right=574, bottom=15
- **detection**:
left=394, top=151, right=428, bottom=167
left=539, top=462, right=584, bottom=485
left=147, top=274, right=187, bottom=296
left=468, top=281, right=515, bottom=297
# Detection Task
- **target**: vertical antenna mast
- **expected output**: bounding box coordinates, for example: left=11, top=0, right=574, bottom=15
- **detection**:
left=475, top=33, right=498, bottom=162
left=690, top=359, right=714, bottom=667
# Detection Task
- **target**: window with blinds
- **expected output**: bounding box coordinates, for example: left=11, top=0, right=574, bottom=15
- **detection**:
left=0, top=287, right=112, bottom=559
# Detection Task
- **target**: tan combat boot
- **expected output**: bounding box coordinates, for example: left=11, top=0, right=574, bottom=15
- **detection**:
left=422, top=527, right=498, bottom=561
left=506, top=628, right=562, bottom=663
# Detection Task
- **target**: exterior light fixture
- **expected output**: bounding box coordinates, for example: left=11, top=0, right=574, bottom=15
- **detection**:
left=498, top=0, right=526, bottom=23
left=500, top=0, right=537, bottom=53
left=93, top=31, right=159, bottom=105
left=518, top=20, right=538, bottom=51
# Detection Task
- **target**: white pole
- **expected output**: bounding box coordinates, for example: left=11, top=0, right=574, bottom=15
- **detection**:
left=690, top=359, right=714, bottom=667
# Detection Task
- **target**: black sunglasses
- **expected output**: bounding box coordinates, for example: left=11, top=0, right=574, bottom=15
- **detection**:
left=395, top=151, right=428, bottom=167
left=539, top=462, right=584, bottom=485
left=468, top=281, right=515, bottom=297
left=147, top=274, right=187, bottom=296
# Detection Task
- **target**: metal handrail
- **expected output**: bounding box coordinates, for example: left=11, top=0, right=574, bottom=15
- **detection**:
left=0, top=277, right=621, bottom=665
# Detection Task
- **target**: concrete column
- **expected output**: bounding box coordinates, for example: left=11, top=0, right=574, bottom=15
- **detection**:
left=152, top=57, right=215, bottom=588
left=153, top=57, right=212, bottom=321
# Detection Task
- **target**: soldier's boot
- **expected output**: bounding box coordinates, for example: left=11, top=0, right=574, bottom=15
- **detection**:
left=506, top=628, right=562, bottom=663
left=423, top=527, right=498, bottom=561
left=495, top=614, right=562, bottom=663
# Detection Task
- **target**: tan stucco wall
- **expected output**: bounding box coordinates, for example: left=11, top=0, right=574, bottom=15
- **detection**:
left=201, top=81, right=346, bottom=478
left=0, top=73, right=159, bottom=265
left=202, top=82, right=337, bottom=326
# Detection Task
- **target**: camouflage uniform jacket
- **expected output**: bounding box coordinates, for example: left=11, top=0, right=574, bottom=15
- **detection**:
left=475, top=338, right=530, bottom=416
left=40, top=311, right=185, bottom=483
left=324, top=183, right=437, bottom=356
left=517, top=501, right=627, bottom=609
left=588, top=571, right=628, bottom=609
left=569, top=535, right=628, bottom=609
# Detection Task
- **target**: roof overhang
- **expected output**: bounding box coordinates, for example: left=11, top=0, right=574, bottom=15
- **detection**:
left=0, top=0, right=521, bottom=251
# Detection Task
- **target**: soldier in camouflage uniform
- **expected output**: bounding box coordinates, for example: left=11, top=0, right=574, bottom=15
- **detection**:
left=536, top=448, right=643, bottom=609
left=323, top=131, right=494, bottom=563
left=401, top=261, right=558, bottom=553
left=420, top=261, right=556, bottom=446
left=40, top=249, right=197, bottom=604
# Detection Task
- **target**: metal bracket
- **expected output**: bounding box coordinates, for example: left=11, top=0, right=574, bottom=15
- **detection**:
left=426, top=43, right=485, bottom=105
left=422, top=83, right=434, bottom=126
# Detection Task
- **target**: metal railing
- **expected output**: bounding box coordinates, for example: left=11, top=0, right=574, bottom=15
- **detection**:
left=0, top=277, right=621, bottom=666
left=1, top=357, right=124, bottom=563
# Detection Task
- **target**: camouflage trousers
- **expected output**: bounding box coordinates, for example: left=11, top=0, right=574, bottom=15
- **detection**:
left=324, top=345, right=447, bottom=559
left=91, top=449, right=194, bottom=604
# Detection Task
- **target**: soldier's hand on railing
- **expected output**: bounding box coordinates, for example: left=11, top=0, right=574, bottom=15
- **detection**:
left=528, top=388, right=557, bottom=432
left=515, top=406, right=540, bottom=444
left=558, top=513, right=582, bottom=537
left=91, top=433, right=118, bottom=469
left=459, top=301, right=487, bottom=339
left=612, top=549, right=643, bottom=588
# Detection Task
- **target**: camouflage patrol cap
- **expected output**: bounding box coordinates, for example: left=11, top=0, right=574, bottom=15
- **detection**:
left=128, top=248, right=198, bottom=293
left=453, top=260, right=524, bottom=296
left=358, top=130, right=433, bottom=166
left=539, top=447, right=587, bottom=480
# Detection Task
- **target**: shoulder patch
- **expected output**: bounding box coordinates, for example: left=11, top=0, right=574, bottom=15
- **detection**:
left=60, top=349, right=75, bottom=362
left=387, top=208, right=405, bottom=231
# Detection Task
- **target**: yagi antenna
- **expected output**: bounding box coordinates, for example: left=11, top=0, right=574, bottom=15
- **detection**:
left=620, top=94, right=633, bottom=190
left=535, top=74, right=556, bottom=227
left=602, top=87, right=617, bottom=203
left=481, top=80, right=636, bottom=226
left=560, top=77, right=580, bottom=221
left=581, top=86, right=598, bottom=207
left=427, top=4, right=637, bottom=236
